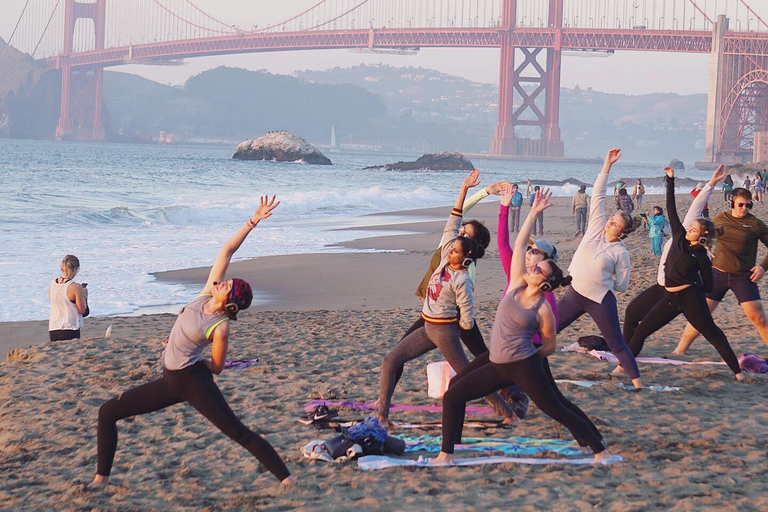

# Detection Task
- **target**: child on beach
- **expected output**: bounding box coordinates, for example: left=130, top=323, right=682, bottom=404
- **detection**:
left=377, top=170, right=516, bottom=428
left=48, top=255, right=88, bottom=341
left=556, top=149, right=643, bottom=389
left=643, top=207, right=666, bottom=256
left=91, top=195, right=293, bottom=488
left=616, top=188, right=634, bottom=215
left=431, top=188, right=610, bottom=464
left=621, top=167, right=743, bottom=380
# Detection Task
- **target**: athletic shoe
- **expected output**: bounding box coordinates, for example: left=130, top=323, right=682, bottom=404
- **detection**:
left=512, top=394, right=530, bottom=420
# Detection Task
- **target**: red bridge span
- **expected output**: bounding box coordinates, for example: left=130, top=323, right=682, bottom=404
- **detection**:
left=9, top=0, right=768, bottom=163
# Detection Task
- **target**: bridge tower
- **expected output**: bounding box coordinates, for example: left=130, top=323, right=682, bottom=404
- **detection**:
left=490, top=0, right=564, bottom=158
left=705, top=15, right=768, bottom=164
left=56, top=0, right=106, bottom=141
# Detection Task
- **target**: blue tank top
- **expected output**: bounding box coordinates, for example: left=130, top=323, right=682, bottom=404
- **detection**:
left=489, top=286, right=545, bottom=364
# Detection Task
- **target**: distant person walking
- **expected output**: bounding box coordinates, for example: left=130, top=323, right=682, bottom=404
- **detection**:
left=723, top=174, right=734, bottom=204
left=48, top=255, right=89, bottom=341
left=525, top=179, right=532, bottom=199
left=530, top=185, right=544, bottom=235
left=632, top=179, right=645, bottom=210
left=753, top=173, right=763, bottom=204
left=572, top=185, right=589, bottom=236
left=508, top=183, right=524, bottom=232
left=643, top=207, right=666, bottom=257
left=616, top=188, right=634, bottom=215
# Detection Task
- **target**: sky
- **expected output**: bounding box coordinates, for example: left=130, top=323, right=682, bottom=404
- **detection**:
left=4, top=0, right=767, bottom=95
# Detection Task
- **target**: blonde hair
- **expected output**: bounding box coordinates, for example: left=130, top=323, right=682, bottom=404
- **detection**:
left=61, top=255, right=80, bottom=279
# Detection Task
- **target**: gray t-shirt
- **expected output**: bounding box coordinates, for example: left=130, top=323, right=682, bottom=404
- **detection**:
left=489, top=286, right=545, bottom=364
left=162, top=295, right=229, bottom=371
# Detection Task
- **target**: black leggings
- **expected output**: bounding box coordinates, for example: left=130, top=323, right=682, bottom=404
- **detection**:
left=541, top=357, right=603, bottom=444
left=623, top=284, right=665, bottom=345
left=627, top=285, right=741, bottom=375
left=440, top=352, right=605, bottom=454
left=393, top=315, right=488, bottom=387
left=97, top=361, right=290, bottom=481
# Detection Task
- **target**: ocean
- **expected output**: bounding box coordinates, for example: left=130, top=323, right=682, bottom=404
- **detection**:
left=0, top=139, right=714, bottom=322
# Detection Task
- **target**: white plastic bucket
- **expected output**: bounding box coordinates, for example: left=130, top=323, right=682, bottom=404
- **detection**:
left=427, top=361, right=456, bottom=399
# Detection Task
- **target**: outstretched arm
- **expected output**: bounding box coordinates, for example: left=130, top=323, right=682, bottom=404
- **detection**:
left=683, top=165, right=724, bottom=227
left=439, top=170, right=480, bottom=249
left=498, top=184, right=514, bottom=279
left=510, top=188, right=553, bottom=287
left=585, top=149, right=621, bottom=239
left=664, top=167, right=684, bottom=235
left=463, top=180, right=508, bottom=213
left=201, top=195, right=280, bottom=295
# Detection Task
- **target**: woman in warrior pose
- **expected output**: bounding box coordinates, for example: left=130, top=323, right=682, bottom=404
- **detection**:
left=622, top=168, right=744, bottom=380
left=556, top=149, right=643, bottom=389
left=91, top=196, right=293, bottom=487
left=431, top=189, right=611, bottom=464
left=377, top=170, right=516, bottom=428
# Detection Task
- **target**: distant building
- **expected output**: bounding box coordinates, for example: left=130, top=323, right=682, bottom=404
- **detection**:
left=754, top=132, right=768, bottom=163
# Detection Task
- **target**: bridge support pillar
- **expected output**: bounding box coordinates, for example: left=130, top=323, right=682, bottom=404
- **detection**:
left=704, top=15, right=728, bottom=163
left=490, top=0, right=564, bottom=158
left=56, top=0, right=106, bottom=141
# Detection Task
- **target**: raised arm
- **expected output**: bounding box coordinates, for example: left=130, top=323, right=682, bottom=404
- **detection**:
left=463, top=180, right=508, bottom=213
left=585, top=149, right=621, bottom=239
left=498, top=184, right=515, bottom=279
left=664, top=167, right=684, bottom=236
left=683, top=165, right=724, bottom=227
left=439, top=170, right=480, bottom=249
left=201, top=195, right=280, bottom=295
left=509, top=189, right=553, bottom=287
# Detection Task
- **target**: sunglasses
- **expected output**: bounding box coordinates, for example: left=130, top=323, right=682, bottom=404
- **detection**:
left=526, top=246, right=548, bottom=257
left=735, top=202, right=754, bottom=209
left=530, top=264, right=551, bottom=279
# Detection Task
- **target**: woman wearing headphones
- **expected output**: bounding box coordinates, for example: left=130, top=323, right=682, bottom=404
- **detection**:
left=431, top=189, right=611, bottom=465
left=377, top=170, right=515, bottom=428
left=556, top=149, right=643, bottom=389
left=91, top=195, right=293, bottom=488
left=622, top=168, right=743, bottom=380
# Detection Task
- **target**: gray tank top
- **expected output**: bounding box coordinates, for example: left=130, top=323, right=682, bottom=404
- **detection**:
left=489, top=286, right=546, bottom=364
left=162, top=295, right=229, bottom=370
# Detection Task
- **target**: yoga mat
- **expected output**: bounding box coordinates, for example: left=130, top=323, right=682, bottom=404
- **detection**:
left=396, top=434, right=583, bottom=456
left=588, top=350, right=725, bottom=366
left=358, top=453, right=623, bottom=470
left=555, top=379, right=681, bottom=392
left=304, top=400, right=495, bottom=415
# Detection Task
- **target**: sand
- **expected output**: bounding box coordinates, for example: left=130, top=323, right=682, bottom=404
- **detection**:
left=1, top=194, right=768, bottom=511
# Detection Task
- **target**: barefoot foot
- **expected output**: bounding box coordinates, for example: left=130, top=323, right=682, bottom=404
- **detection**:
left=594, top=449, right=614, bottom=462
left=88, top=475, right=109, bottom=489
left=430, top=451, right=455, bottom=465
left=281, top=476, right=295, bottom=487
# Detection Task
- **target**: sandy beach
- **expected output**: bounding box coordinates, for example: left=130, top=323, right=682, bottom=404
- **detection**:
left=1, top=194, right=767, bottom=511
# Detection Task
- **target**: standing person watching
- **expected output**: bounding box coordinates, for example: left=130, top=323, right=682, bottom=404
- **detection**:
left=674, top=186, right=768, bottom=355
left=723, top=174, right=734, bottom=204
left=556, top=149, right=643, bottom=389
left=643, top=207, right=666, bottom=257
left=508, top=183, right=524, bottom=233
left=690, top=183, right=709, bottom=218
left=91, top=196, right=293, bottom=488
left=616, top=188, right=634, bottom=215
left=572, top=185, right=589, bottom=237
left=530, top=185, right=544, bottom=235
left=48, top=255, right=88, bottom=341
left=632, top=179, right=645, bottom=210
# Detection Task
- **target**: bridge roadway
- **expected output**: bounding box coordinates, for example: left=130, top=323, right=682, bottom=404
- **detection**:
left=45, top=27, right=768, bottom=70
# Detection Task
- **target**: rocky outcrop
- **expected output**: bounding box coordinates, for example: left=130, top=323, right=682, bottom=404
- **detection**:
left=364, top=152, right=474, bottom=171
left=668, top=158, right=685, bottom=170
left=233, top=131, right=332, bottom=165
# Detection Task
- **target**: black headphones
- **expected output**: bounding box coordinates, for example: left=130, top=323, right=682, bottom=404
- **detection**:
left=539, top=281, right=553, bottom=292
left=224, top=302, right=240, bottom=315
left=461, top=256, right=473, bottom=268
left=729, top=198, right=754, bottom=209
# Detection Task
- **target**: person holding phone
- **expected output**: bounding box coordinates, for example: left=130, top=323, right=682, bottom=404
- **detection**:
left=48, top=255, right=89, bottom=341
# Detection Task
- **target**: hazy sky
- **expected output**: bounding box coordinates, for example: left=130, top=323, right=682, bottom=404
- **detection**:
left=6, top=0, right=768, bottom=95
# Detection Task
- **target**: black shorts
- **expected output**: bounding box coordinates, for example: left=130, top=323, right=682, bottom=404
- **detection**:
left=707, top=268, right=761, bottom=304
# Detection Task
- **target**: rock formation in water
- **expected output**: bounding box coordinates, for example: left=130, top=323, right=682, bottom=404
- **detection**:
left=668, top=158, right=685, bottom=170
left=233, top=131, right=332, bottom=165
left=364, top=152, right=474, bottom=171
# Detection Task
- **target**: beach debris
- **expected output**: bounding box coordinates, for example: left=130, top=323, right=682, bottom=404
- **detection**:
left=223, top=357, right=259, bottom=370
left=364, top=152, right=474, bottom=171
left=233, top=131, right=332, bottom=165
left=307, top=384, right=348, bottom=400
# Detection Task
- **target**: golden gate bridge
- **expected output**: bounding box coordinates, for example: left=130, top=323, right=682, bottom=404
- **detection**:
left=7, top=0, right=768, bottom=163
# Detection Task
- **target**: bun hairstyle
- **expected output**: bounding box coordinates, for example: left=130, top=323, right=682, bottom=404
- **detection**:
left=616, top=212, right=641, bottom=239
left=538, top=259, right=572, bottom=293
left=696, top=218, right=718, bottom=247
left=61, top=254, right=80, bottom=279
left=457, top=237, right=483, bottom=267
left=463, top=220, right=491, bottom=250
left=225, top=278, right=253, bottom=320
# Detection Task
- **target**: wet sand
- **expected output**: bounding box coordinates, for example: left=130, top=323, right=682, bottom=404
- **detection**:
left=1, top=194, right=767, bottom=510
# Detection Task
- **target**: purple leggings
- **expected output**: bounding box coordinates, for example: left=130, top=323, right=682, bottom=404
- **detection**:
left=556, top=286, right=641, bottom=380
